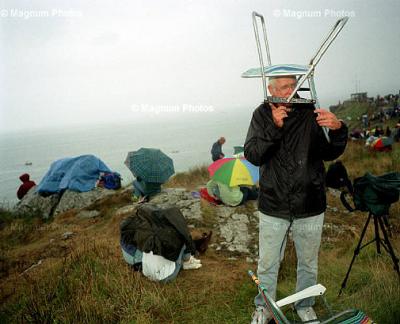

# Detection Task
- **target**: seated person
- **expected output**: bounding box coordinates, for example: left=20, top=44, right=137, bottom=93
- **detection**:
left=17, top=173, right=36, bottom=200
left=206, top=179, right=258, bottom=207
left=132, top=176, right=162, bottom=202
left=121, top=242, right=201, bottom=283
left=395, top=120, right=400, bottom=142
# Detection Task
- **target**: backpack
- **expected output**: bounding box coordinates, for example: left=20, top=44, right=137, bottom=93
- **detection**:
left=101, top=172, right=122, bottom=190
left=325, top=161, right=353, bottom=194
left=340, top=172, right=400, bottom=216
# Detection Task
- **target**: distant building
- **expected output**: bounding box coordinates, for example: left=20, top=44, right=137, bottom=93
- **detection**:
left=350, top=92, right=368, bottom=102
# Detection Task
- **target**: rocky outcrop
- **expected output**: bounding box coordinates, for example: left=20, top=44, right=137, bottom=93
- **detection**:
left=150, top=188, right=203, bottom=221
left=14, top=187, right=118, bottom=219
left=114, top=188, right=356, bottom=259
left=54, top=188, right=115, bottom=216
left=15, top=185, right=356, bottom=260
left=13, top=187, right=60, bottom=219
left=115, top=188, right=260, bottom=257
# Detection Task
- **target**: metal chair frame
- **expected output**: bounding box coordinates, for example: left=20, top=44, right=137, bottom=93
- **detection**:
left=242, top=12, right=349, bottom=142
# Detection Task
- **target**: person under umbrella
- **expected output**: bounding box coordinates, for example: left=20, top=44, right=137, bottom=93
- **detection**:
left=206, top=157, right=259, bottom=206
left=125, top=148, right=175, bottom=203
left=132, top=176, right=162, bottom=203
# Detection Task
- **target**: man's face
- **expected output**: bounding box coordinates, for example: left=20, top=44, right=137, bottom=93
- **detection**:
left=268, top=77, right=297, bottom=99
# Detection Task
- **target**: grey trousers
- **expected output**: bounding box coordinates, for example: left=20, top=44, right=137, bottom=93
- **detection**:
left=254, top=212, right=324, bottom=309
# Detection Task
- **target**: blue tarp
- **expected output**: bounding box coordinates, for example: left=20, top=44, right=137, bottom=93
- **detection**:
left=37, top=155, right=111, bottom=193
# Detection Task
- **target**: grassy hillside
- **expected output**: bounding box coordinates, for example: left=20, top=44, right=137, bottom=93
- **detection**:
left=1, top=141, right=400, bottom=323
left=334, top=101, right=398, bottom=130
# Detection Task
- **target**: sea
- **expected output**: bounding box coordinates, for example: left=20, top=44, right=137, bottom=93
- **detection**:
left=0, top=108, right=253, bottom=207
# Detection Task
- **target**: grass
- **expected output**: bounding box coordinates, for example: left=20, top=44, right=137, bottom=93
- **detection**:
left=0, top=140, right=400, bottom=323
left=334, top=100, right=398, bottom=131
left=164, top=165, right=209, bottom=190
left=334, top=101, right=371, bottom=130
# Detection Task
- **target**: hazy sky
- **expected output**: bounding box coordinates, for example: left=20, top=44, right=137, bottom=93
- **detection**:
left=1, top=0, right=399, bottom=132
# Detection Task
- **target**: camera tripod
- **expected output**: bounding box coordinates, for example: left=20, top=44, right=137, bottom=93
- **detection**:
left=339, top=211, right=400, bottom=296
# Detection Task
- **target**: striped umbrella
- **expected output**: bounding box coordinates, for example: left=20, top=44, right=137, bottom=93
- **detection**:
left=208, top=157, right=259, bottom=187
left=371, top=137, right=393, bottom=151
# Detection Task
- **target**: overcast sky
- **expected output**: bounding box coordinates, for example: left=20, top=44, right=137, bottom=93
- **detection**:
left=1, top=0, right=399, bottom=132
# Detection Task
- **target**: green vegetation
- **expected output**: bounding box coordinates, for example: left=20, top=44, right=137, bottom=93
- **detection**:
left=334, top=100, right=398, bottom=130
left=334, top=101, right=371, bottom=129
left=164, top=164, right=209, bottom=190
left=1, top=141, right=399, bottom=323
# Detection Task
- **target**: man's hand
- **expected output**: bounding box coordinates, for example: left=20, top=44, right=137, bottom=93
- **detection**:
left=270, top=104, right=289, bottom=128
left=315, top=109, right=342, bottom=130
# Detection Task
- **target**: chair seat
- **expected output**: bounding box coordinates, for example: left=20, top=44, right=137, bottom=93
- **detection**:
left=242, top=64, right=310, bottom=78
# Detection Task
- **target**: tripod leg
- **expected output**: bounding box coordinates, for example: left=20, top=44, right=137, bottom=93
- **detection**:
left=377, top=216, right=400, bottom=278
left=373, top=214, right=381, bottom=254
left=339, top=213, right=372, bottom=296
left=382, top=214, right=392, bottom=237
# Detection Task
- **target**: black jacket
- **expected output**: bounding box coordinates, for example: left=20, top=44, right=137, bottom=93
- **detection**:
left=244, top=102, right=348, bottom=220
left=211, top=141, right=224, bottom=161
left=120, top=204, right=196, bottom=262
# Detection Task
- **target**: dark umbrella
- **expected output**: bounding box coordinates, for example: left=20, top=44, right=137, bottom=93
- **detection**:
left=125, top=148, right=175, bottom=183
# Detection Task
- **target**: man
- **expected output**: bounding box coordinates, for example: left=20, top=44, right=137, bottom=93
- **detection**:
left=211, top=137, right=226, bottom=161
left=244, top=76, right=348, bottom=323
left=17, top=173, right=36, bottom=200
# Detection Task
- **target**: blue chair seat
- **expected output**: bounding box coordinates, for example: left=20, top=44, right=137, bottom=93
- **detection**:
left=242, top=64, right=309, bottom=78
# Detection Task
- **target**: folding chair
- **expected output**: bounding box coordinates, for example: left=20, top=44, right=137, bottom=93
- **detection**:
left=242, top=12, right=349, bottom=142
left=248, top=271, right=374, bottom=324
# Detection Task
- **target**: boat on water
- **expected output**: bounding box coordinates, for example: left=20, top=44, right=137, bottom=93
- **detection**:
left=25, top=161, right=32, bottom=166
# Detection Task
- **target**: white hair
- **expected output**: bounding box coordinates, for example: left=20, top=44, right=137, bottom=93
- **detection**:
left=268, top=75, right=297, bottom=87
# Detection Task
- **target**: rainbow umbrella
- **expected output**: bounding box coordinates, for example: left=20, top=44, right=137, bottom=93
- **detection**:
left=208, top=157, right=259, bottom=187
left=371, top=137, right=393, bottom=151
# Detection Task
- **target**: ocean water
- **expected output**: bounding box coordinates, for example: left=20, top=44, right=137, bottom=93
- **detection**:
left=0, top=109, right=253, bottom=206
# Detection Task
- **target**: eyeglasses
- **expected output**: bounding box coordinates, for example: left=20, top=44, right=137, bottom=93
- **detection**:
left=274, top=83, right=297, bottom=92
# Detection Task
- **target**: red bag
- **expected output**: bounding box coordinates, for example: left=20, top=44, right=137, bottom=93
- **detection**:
left=199, top=187, right=221, bottom=205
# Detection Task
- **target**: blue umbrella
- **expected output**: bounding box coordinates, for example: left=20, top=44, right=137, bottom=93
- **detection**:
left=125, top=148, right=175, bottom=184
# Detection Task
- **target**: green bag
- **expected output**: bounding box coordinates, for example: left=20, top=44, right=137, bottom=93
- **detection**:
left=352, top=172, right=400, bottom=216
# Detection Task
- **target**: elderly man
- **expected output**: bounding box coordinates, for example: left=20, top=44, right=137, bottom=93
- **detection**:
left=211, top=137, right=226, bottom=161
left=244, top=76, right=348, bottom=324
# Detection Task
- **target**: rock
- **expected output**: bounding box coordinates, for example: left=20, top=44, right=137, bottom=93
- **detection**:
left=14, top=186, right=121, bottom=219
left=54, top=188, right=115, bottom=216
left=181, top=202, right=202, bottom=221
left=150, top=188, right=188, bottom=206
left=219, top=214, right=250, bottom=253
left=217, top=206, right=235, bottom=220
left=14, top=188, right=60, bottom=219
left=176, top=199, right=194, bottom=209
left=77, top=210, right=101, bottom=219
left=145, top=188, right=203, bottom=221
left=62, top=231, right=74, bottom=240
left=231, top=213, right=249, bottom=223
left=115, top=204, right=137, bottom=217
